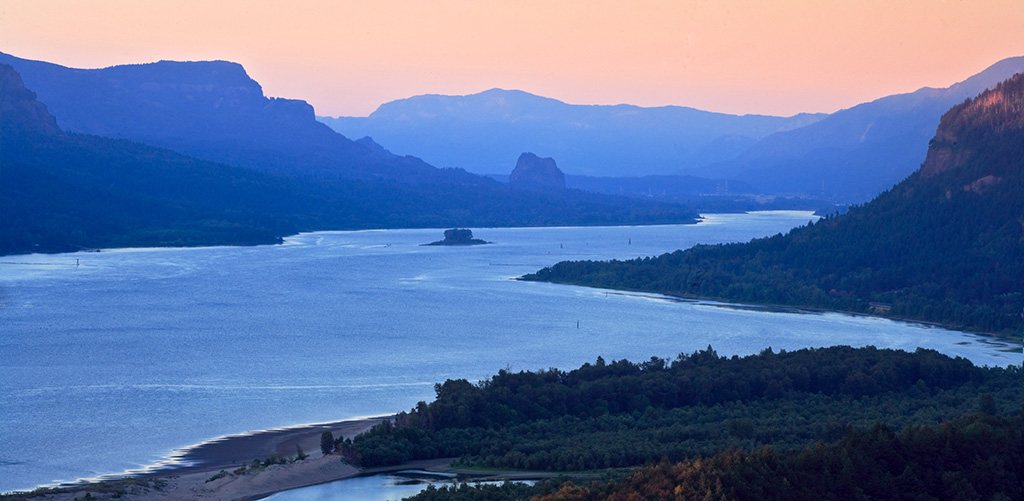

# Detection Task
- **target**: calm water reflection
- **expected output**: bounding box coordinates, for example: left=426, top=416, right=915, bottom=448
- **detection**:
left=2, top=212, right=1018, bottom=492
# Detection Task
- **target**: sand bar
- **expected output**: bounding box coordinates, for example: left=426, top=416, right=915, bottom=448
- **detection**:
left=4, top=417, right=394, bottom=501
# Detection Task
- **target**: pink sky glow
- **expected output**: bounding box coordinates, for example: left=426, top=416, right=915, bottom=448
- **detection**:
left=1, top=0, right=1022, bottom=117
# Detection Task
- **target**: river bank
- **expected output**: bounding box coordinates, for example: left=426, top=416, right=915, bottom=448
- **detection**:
left=2, top=417, right=388, bottom=501
left=6, top=217, right=1016, bottom=492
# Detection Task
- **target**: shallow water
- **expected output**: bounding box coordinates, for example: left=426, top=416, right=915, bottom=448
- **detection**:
left=1, top=212, right=1018, bottom=493
left=264, top=470, right=462, bottom=501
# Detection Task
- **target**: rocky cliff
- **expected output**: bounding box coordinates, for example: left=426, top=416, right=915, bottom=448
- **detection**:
left=0, top=63, right=61, bottom=136
left=922, top=72, right=1024, bottom=179
left=509, top=152, right=566, bottom=191
left=526, top=71, right=1024, bottom=334
left=0, top=52, right=480, bottom=185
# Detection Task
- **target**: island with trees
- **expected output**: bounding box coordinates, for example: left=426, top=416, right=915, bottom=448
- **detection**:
left=423, top=229, right=491, bottom=246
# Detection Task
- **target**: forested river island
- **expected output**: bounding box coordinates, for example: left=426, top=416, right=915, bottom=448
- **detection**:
left=1, top=212, right=1019, bottom=496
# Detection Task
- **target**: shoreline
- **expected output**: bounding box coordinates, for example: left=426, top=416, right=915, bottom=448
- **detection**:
left=519, top=279, right=1024, bottom=359
left=3, top=417, right=390, bottom=501
left=144, top=416, right=392, bottom=479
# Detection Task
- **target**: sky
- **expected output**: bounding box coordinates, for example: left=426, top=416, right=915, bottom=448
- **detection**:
left=1, top=0, right=1022, bottom=117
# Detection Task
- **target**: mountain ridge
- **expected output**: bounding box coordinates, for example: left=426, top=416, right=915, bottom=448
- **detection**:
left=0, top=63, right=300, bottom=254
left=321, top=56, right=1024, bottom=203
left=0, top=52, right=484, bottom=186
left=524, top=71, right=1024, bottom=335
left=0, top=61, right=701, bottom=255
left=700, top=55, right=1024, bottom=201
left=319, top=88, right=826, bottom=177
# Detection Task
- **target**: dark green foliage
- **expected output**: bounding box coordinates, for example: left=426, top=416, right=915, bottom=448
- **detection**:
left=261, top=455, right=287, bottom=467
left=405, top=480, right=558, bottom=501
left=321, top=431, right=334, bottom=456
left=528, top=414, right=1024, bottom=501
left=524, top=74, right=1024, bottom=335
left=343, top=346, right=1021, bottom=471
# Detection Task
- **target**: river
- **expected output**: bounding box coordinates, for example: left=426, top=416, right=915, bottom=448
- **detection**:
left=1, top=212, right=1018, bottom=493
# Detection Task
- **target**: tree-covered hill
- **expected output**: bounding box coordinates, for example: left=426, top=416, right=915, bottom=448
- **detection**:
left=338, top=346, right=1020, bottom=471
left=524, top=73, right=1024, bottom=335
left=407, top=413, right=1023, bottom=501
left=520, top=413, right=1023, bottom=501
left=0, top=64, right=697, bottom=256
left=340, top=346, right=1021, bottom=500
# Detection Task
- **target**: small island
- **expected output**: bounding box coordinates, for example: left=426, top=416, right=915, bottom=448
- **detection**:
left=423, top=228, right=490, bottom=246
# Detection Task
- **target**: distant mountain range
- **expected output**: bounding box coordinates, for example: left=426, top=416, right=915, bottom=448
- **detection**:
left=0, top=57, right=699, bottom=255
left=321, top=57, right=1024, bottom=203
left=525, top=70, right=1024, bottom=335
left=319, top=88, right=825, bottom=178
left=702, top=56, right=1024, bottom=202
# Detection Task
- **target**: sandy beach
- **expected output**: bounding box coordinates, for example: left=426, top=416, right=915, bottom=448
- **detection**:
left=3, top=416, right=409, bottom=501
left=3, top=414, right=572, bottom=501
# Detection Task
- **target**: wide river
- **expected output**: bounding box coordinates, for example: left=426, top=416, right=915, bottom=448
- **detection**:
left=1, top=212, right=1019, bottom=493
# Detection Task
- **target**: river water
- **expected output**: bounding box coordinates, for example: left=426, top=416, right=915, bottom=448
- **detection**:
left=1, top=212, right=1018, bottom=493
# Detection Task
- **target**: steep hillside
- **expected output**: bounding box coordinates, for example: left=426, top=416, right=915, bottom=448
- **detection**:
left=0, top=59, right=702, bottom=255
left=525, top=72, right=1024, bottom=335
left=319, top=88, right=824, bottom=177
left=0, top=63, right=298, bottom=253
left=700, top=56, right=1024, bottom=202
left=0, top=52, right=479, bottom=185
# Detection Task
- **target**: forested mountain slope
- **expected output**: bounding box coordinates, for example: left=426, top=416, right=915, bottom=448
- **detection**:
left=344, top=346, right=1021, bottom=500
left=525, top=72, right=1024, bottom=335
left=700, top=56, right=1024, bottom=202
left=0, top=63, right=301, bottom=253
left=0, top=64, right=698, bottom=256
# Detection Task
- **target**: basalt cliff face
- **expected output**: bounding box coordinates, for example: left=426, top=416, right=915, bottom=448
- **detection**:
left=921, top=72, right=1024, bottom=180
left=0, top=63, right=61, bottom=136
left=527, top=71, right=1024, bottom=334
left=699, top=56, right=1024, bottom=202
left=0, top=64, right=301, bottom=255
left=0, top=52, right=476, bottom=184
left=509, top=152, right=566, bottom=191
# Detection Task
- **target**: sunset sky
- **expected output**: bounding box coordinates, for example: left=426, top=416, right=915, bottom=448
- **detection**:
left=1, top=0, right=1022, bottom=117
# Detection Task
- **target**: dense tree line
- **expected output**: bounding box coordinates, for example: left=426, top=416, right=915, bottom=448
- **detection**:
left=406, top=481, right=554, bottom=501
left=407, top=413, right=1023, bottom=501
left=524, top=73, right=1024, bottom=335
left=337, top=346, right=1021, bottom=473
left=0, top=128, right=697, bottom=256
left=531, top=413, right=1024, bottom=501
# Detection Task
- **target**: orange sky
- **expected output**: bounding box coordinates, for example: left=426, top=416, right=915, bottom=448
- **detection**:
left=1, top=0, right=1022, bottom=117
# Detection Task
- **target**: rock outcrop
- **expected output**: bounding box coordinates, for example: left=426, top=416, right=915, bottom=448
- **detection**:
left=509, top=152, right=566, bottom=191
left=0, top=63, right=61, bottom=136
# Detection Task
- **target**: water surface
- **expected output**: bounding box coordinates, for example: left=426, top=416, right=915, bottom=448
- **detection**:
left=1, top=212, right=1018, bottom=493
